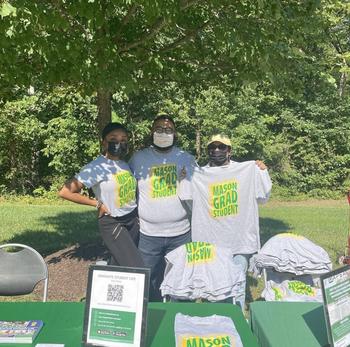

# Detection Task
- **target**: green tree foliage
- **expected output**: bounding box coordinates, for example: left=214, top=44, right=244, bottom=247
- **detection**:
left=112, top=81, right=350, bottom=197
left=0, top=0, right=322, bottom=128
left=0, top=83, right=349, bottom=197
left=0, top=88, right=99, bottom=194
left=42, top=89, right=99, bottom=178
left=319, top=1, right=350, bottom=97
left=0, top=1, right=349, bottom=198
left=0, top=96, right=46, bottom=193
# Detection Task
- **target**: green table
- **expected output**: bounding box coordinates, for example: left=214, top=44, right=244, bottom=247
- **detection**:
left=0, top=302, right=258, bottom=346
left=250, top=302, right=329, bottom=347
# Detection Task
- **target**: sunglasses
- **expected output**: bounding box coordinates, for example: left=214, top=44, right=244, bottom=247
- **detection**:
left=208, top=143, right=229, bottom=151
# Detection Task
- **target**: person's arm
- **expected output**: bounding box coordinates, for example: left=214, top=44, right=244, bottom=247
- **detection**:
left=58, top=178, right=110, bottom=216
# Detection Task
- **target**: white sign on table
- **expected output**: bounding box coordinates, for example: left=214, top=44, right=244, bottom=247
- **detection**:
left=82, top=265, right=150, bottom=347
left=321, top=265, right=350, bottom=347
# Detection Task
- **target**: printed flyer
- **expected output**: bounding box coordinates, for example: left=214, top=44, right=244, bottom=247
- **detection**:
left=322, top=266, right=350, bottom=347
left=83, top=266, right=149, bottom=347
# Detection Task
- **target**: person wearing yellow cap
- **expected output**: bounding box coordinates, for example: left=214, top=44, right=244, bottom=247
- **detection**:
left=207, top=134, right=266, bottom=169
left=179, top=133, right=271, bottom=310
left=207, top=134, right=232, bottom=166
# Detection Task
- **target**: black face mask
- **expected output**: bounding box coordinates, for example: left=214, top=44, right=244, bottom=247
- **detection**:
left=208, top=149, right=229, bottom=166
left=107, top=141, right=128, bottom=157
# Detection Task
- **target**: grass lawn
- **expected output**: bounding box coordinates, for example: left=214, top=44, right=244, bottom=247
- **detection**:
left=0, top=198, right=349, bottom=304
left=247, top=199, right=349, bottom=304
left=0, top=200, right=98, bottom=257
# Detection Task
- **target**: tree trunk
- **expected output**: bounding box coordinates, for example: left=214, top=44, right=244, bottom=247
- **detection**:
left=189, top=106, right=201, bottom=160
left=339, top=58, right=347, bottom=98
left=97, top=89, right=112, bottom=135
left=339, top=72, right=347, bottom=98
left=195, top=121, right=201, bottom=160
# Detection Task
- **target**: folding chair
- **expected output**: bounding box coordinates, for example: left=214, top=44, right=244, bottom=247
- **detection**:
left=0, top=243, right=48, bottom=301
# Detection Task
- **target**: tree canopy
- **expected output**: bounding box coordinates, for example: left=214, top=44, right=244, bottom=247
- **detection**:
left=1, top=1, right=349, bottom=197
left=1, top=0, right=323, bottom=130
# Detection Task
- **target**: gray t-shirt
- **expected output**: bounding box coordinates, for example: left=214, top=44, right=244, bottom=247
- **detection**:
left=161, top=242, right=245, bottom=301
left=263, top=280, right=322, bottom=302
left=249, top=233, right=332, bottom=276
left=175, top=313, right=243, bottom=347
left=181, top=160, right=272, bottom=254
left=75, top=155, right=137, bottom=217
left=129, top=146, right=196, bottom=237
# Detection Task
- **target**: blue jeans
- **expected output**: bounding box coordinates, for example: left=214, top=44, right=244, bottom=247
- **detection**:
left=138, top=231, right=191, bottom=302
left=233, top=254, right=251, bottom=310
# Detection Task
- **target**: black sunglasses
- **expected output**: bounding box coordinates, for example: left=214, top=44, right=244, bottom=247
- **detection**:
left=208, top=143, right=229, bottom=151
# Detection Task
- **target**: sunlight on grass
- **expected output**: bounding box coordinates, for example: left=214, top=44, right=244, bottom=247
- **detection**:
left=1, top=198, right=349, bottom=304
left=259, top=199, right=348, bottom=264
left=246, top=199, right=349, bottom=305
left=0, top=201, right=98, bottom=256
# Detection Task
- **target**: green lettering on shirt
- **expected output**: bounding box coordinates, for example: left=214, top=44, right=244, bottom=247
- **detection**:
left=114, top=171, right=137, bottom=207
left=150, top=164, right=177, bottom=199
left=186, top=242, right=215, bottom=264
left=209, top=180, right=238, bottom=218
left=181, top=336, right=232, bottom=347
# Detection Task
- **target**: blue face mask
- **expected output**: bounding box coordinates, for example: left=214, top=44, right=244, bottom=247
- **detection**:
left=107, top=141, right=128, bottom=157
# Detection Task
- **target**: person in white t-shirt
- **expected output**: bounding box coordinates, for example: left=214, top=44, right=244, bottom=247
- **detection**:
left=180, top=134, right=272, bottom=309
left=129, top=115, right=196, bottom=301
left=59, top=122, right=144, bottom=267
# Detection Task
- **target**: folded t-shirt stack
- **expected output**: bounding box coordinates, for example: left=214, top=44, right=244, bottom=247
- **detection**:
left=262, top=279, right=323, bottom=302
left=160, top=242, right=245, bottom=302
left=249, top=233, right=332, bottom=277
left=175, top=313, right=243, bottom=347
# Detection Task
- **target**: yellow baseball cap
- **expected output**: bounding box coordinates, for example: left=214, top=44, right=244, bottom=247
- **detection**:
left=207, top=134, right=231, bottom=147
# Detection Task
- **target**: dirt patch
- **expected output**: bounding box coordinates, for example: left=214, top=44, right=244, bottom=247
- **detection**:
left=40, top=243, right=109, bottom=302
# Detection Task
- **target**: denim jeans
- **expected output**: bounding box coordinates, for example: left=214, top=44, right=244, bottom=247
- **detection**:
left=233, top=254, right=251, bottom=310
left=138, top=231, right=191, bottom=301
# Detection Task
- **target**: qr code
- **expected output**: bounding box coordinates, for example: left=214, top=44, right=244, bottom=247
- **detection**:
left=107, top=284, right=124, bottom=302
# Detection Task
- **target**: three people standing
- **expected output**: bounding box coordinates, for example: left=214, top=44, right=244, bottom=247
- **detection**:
left=59, top=117, right=271, bottom=309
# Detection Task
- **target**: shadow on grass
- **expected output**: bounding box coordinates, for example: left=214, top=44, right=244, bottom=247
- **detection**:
left=4, top=210, right=105, bottom=260
left=260, top=217, right=291, bottom=245
left=3, top=213, right=291, bottom=264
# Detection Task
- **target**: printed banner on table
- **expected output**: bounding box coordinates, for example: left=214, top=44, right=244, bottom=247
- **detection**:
left=82, top=265, right=150, bottom=347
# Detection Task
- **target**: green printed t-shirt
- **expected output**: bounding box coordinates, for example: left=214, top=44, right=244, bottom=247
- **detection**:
left=175, top=313, right=243, bottom=347
left=183, top=161, right=272, bottom=255
left=76, top=155, right=137, bottom=217
left=129, top=146, right=196, bottom=237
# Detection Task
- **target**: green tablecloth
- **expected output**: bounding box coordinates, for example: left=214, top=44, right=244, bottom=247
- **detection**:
left=250, top=302, right=329, bottom=347
left=0, top=302, right=83, bottom=346
left=0, top=301, right=258, bottom=347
